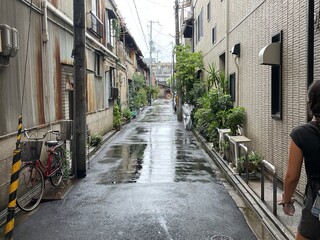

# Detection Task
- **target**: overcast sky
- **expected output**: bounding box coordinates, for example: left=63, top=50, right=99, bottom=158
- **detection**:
left=114, top=0, right=175, bottom=63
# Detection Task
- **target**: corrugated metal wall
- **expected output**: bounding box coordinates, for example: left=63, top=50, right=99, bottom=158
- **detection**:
left=0, top=0, right=122, bottom=213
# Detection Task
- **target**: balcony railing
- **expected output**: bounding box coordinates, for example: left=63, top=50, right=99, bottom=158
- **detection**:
left=88, top=11, right=103, bottom=38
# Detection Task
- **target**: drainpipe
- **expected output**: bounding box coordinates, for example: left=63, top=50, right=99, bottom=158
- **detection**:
left=307, top=0, right=314, bottom=87
left=41, top=0, right=49, bottom=43
left=225, top=0, right=229, bottom=78
left=234, top=56, right=240, bottom=107
left=307, top=0, right=314, bottom=121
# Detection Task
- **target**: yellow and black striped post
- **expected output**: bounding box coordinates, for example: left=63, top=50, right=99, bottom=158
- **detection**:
left=4, top=116, right=23, bottom=240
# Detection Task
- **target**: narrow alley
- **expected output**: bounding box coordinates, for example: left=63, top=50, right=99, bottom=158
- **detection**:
left=12, top=99, right=265, bottom=240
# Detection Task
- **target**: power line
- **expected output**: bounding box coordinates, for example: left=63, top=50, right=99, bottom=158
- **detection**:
left=145, top=0, right=172, bottom=7
left=133, top=0, right=149, bottom=52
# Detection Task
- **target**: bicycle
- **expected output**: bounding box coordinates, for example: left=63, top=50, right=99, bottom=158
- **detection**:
left=16, top=128, right=65, bottom=212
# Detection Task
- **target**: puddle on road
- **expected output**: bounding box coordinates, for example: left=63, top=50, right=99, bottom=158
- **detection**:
left=97, top=141, right=218, bottom=185
left=97, top=144, right=147, bottom=184
left=96, top=123, right=219, bottom=185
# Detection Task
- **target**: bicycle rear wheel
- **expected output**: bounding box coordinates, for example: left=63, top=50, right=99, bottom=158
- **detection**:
left=17, top=164, right=44, bottom=212
left=50, top=147, right=64, bottom=187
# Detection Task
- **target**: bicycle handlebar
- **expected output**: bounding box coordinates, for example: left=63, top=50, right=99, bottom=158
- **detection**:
left=23, top=128, right=60, bottom=141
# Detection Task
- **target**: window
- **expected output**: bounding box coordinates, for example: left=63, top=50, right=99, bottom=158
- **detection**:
left=271, top=32, right=282, bottom=119
left=229, top=73, right=236, bottom=102
left=212, top=27, right=216, bottom=44
left=106, top=68, right=115, bottom=99
left=207, top=1, right=211, bottom=21
left=88, top=0, right=103, bottom=38
left=106, top=9, right=117, bottom=47
left=197, top=8, right=203, bottom=41
left=94, top=53, right=101, bottom=76
left=106, top=18, right=114, bottom=46
left=194, top=19, right=198, bottom=44
left=92, top=0, right=98, bottom=16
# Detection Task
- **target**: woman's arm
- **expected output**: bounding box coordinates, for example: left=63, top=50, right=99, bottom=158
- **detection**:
left=281, top=139, right=303, bottom=212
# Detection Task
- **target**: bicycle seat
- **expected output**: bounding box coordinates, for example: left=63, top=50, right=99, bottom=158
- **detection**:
left=45, top=140, right=59, bottom=147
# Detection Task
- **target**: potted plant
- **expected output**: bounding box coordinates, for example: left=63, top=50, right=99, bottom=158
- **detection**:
left=238, top=151, right=263, bottom=174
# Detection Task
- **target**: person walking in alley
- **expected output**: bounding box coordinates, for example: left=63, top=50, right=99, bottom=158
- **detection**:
left=280, top=80, right=320, bottom=240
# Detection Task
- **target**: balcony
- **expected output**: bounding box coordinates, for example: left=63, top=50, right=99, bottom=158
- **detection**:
left=88, top=11, right=103, bottom=38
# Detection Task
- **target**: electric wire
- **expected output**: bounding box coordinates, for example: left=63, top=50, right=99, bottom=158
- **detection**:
left=144, top=0, right=172, bottom=8
left=20, top=0, right=33, bottom=115
left=124, top=0, right=146, bottom=50
left=133, top=0, right=150, bottom=52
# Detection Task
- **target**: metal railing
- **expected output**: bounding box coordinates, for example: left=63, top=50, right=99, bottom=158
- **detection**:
left=88, top=11, right=103, bottom=38
left=261, top=160, right=277, bottom=215
left=239, top=143, right=249, bottom=183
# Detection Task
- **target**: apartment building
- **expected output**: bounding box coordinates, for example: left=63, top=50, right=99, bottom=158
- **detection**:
left=183, top=0, right=319, bottom=194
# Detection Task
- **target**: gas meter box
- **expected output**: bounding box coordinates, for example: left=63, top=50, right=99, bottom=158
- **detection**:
left=0, top=24, right=12, bottom=56
left=10, top=28, right=19, bottom=57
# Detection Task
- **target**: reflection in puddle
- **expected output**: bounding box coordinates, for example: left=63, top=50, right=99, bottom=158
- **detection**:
left=97, top=144, right=147, bottom=184
left=96, top=103, right=219, bottom=185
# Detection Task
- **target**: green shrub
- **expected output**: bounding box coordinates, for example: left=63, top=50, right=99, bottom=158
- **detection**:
left=113, top=103, right=122, bottom=130
left=225, top=107, right=246, bottom=135
left=122, top=107, right=132, bottom=122
left=194, top=89, right=233, bottom=141
left=238, top=151, right=263, bottom=172
left=90, top=135, right=102, bottom=147
left=57, top=148, right=72, bottom=179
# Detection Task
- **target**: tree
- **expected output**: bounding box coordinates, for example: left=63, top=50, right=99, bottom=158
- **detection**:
left=205, top=63, right=229, bottom=94
left=129, top=73, right=148, bottom=111
left=174, top=45, right=204, bottom=106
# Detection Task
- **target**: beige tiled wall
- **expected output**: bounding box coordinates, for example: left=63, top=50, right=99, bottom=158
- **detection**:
left=193, top=0, right=312, bottom=193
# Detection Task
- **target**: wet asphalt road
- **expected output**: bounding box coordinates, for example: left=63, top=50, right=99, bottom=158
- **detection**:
left=13, top=99, right=257, bottom=240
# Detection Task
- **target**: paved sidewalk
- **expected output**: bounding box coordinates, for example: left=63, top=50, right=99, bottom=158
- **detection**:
left=194, top=130, right=302, bottom=240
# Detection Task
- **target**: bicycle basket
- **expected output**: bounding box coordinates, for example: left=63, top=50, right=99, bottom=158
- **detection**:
left=20, top=141, right=43, bottom=162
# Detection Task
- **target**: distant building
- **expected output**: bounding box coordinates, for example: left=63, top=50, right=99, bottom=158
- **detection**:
left=154, top=62, right=172, bottom=85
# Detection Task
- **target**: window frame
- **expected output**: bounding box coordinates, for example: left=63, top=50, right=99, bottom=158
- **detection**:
left=197, top=8, right=203, bottom=42
left=94, top=52, right=101, bottom=77
left=207, top=1, right=211, bottom=21
left=271, top=31, right=282, bottom=119
left=229, top=72, right=236, bottom=102
left=212, top=26, right=216, bottom=44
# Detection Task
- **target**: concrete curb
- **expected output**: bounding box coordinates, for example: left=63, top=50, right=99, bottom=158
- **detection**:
left=193, top=130, right=295, bottom=240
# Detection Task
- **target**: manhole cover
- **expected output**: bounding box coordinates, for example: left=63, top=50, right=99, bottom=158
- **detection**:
left=211, top=235, right=233, bottom=240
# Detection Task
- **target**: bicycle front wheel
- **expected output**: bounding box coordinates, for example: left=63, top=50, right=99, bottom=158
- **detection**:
left=50, top=147, right=64, bottom=187
left=17, top=164, right=44, bottom=212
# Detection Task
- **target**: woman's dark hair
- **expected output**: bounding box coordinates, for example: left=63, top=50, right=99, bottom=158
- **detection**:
left=308, top=80, right=320, bottom=120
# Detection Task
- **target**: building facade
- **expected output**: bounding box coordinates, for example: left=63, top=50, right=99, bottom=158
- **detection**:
left=184, top=0, right=319, bottom=195
left=0, top=0, right=148, bottom=215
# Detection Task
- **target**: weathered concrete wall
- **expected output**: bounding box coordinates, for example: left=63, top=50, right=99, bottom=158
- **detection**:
left=86, top=108, right=113, bottom=137
left=0, top=0, right=121, bottom=214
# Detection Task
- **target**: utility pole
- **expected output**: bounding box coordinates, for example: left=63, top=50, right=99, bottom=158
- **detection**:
left=170, top=41, right=175, bottom=108
left=73, top=0, right=87, bottom=178
left=149, top=20, right=153, bottom=105
left=148, top=21, right=160, bottom=104
left=175, top=0, right=182, bottom=121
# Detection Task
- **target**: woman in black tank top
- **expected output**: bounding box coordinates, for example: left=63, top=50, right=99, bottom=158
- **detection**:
left=280, top=80, right=320, bottom=240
